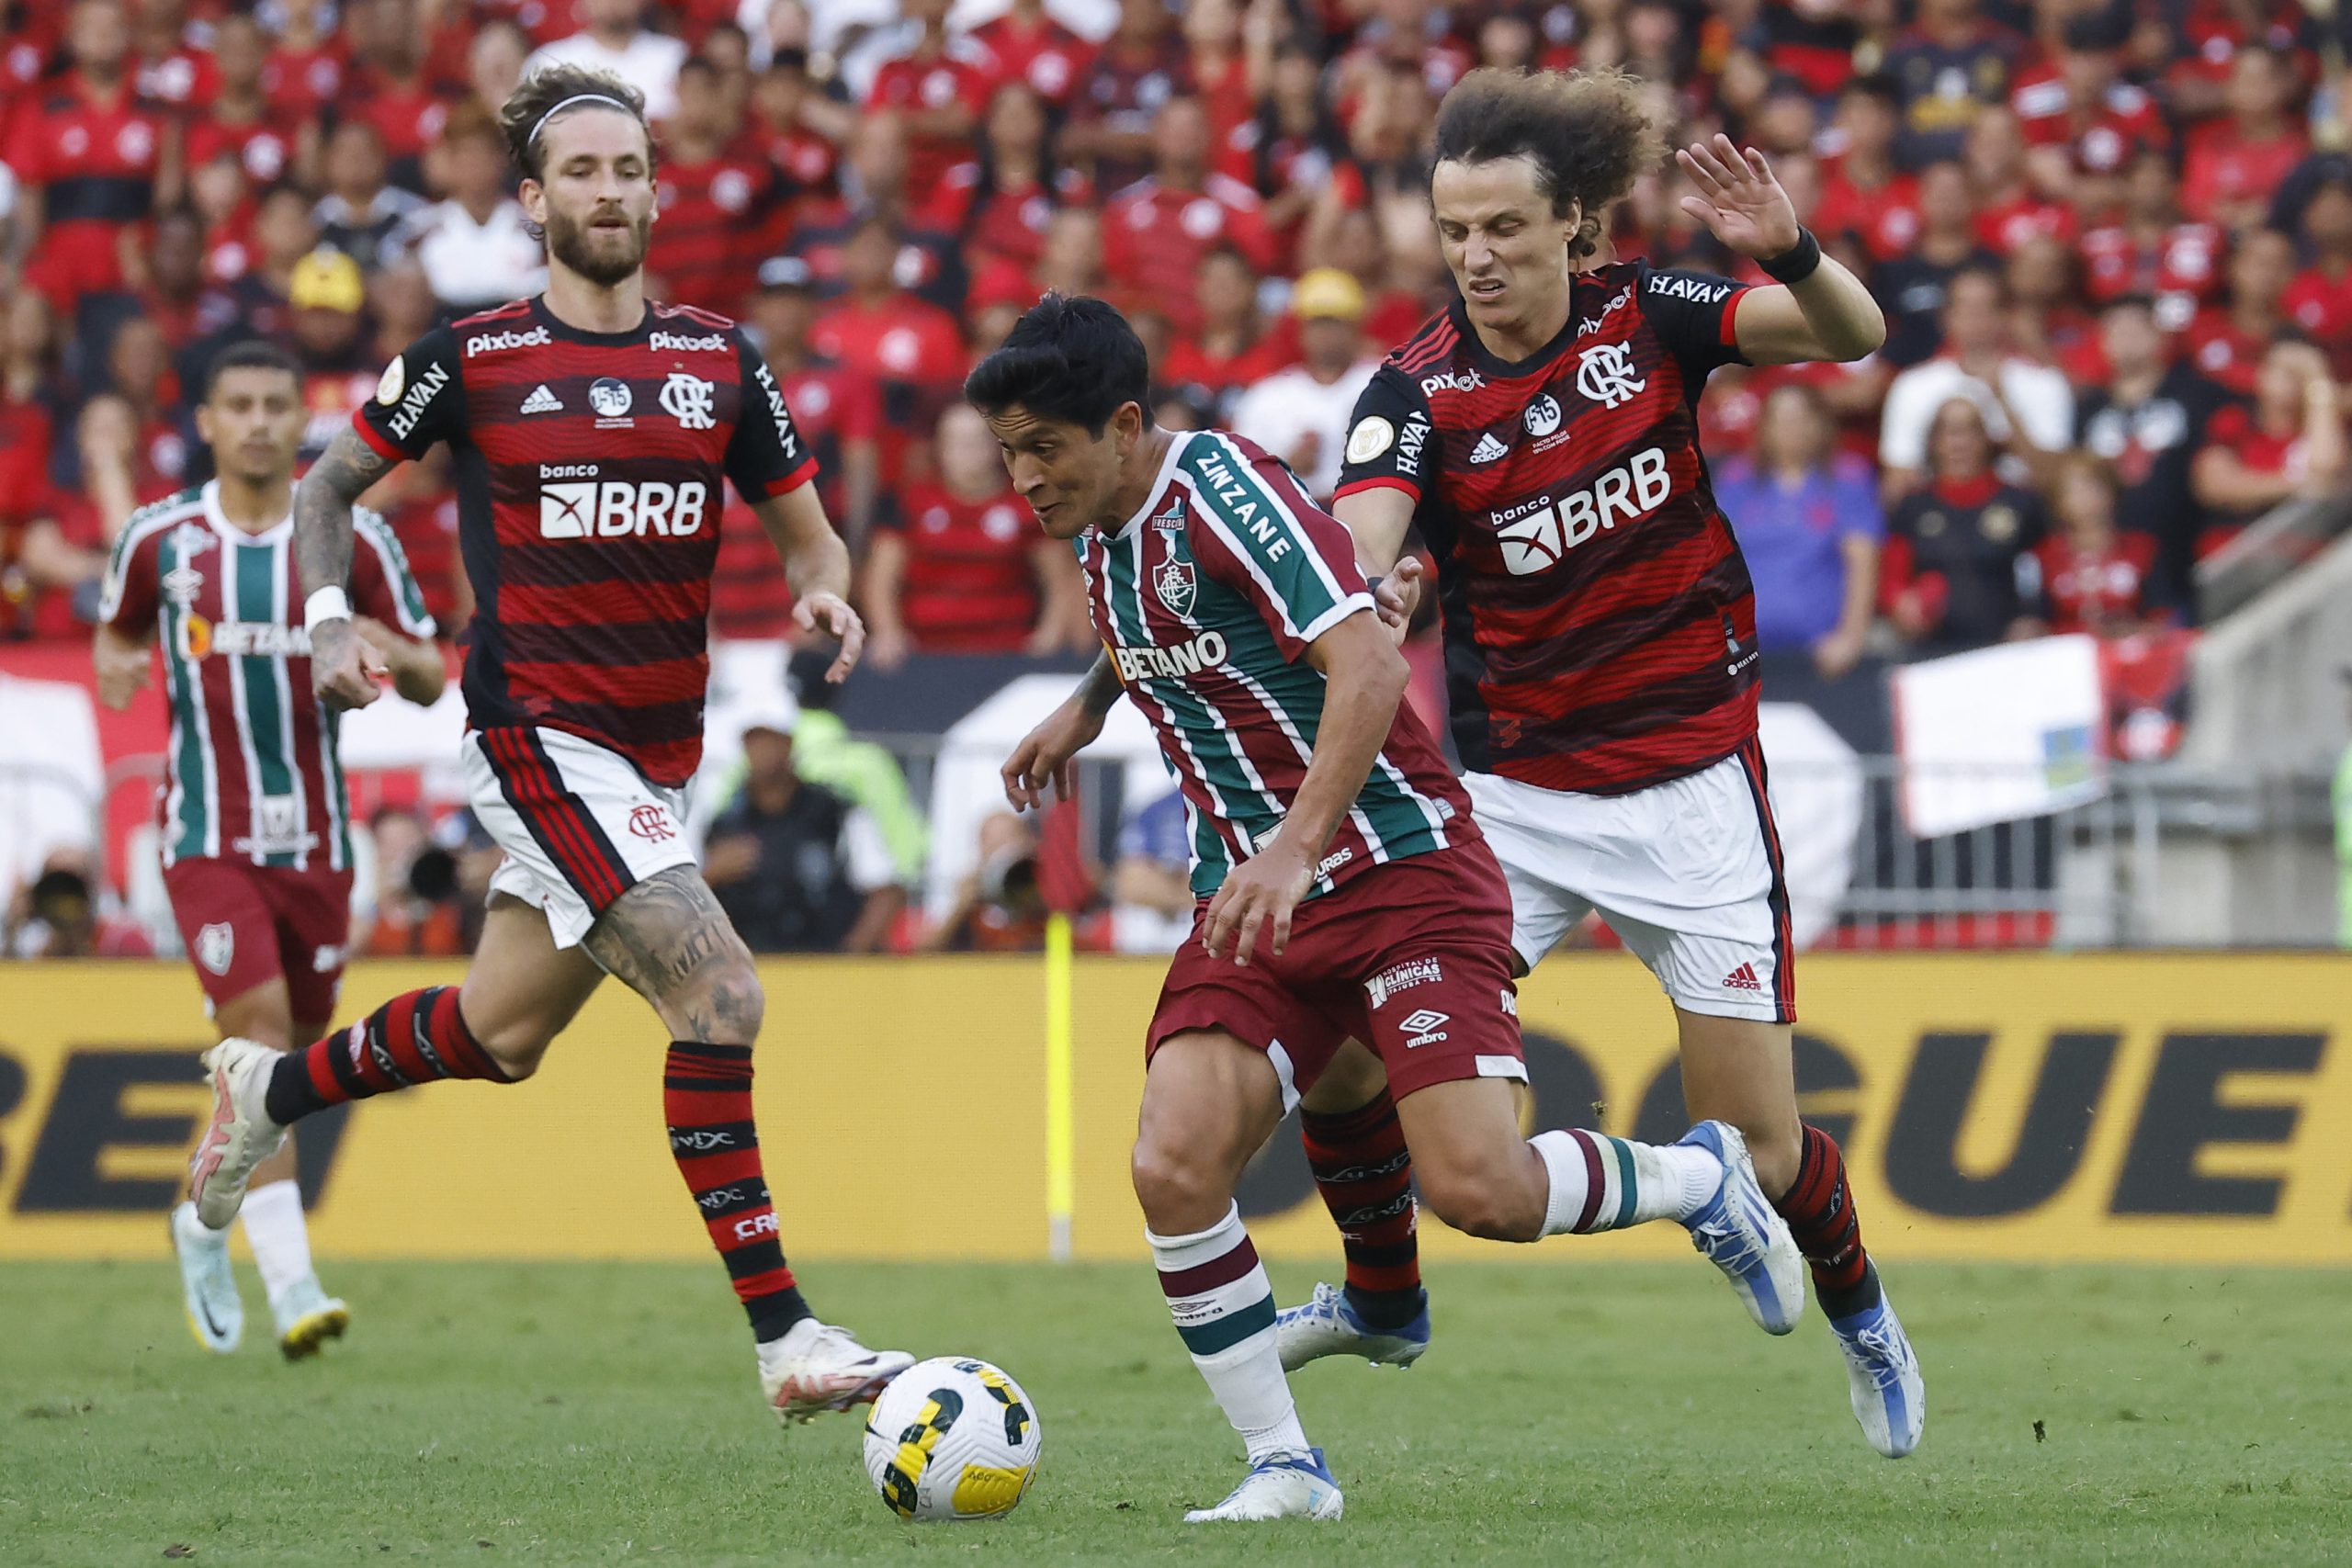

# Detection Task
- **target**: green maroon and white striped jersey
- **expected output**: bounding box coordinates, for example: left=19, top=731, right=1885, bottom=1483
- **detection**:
left=99, top=481, right=436, bottom=871
left=1078, top=430, right=1474, bottom=901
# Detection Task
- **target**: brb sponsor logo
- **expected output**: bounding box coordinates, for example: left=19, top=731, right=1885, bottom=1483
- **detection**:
left=538, top=465, right=709, bottom=538
left=465, top=325, right=550, bottom=356
left=1111, top=628, right=1227, bottom=682
left=1489, top=446, right=1671, bottom=575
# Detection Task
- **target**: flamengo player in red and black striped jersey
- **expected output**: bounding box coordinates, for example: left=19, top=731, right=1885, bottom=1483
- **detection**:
left=181, top=65, right=913, bottom=1427
left=1300, top=69, right=1928, bottom=1459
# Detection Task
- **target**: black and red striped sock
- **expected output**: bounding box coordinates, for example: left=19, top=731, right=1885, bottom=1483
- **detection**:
left=665, top=1041, right=811, bottom=1343
left=1772, top=1123, right=1882, bottom=1319
left=264, top=986, right=511, bottom=1124
left=1299, top=1092, right=1424, bottom=1331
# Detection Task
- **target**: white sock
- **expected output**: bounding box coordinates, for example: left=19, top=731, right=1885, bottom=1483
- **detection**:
left=1531, top=1129, right=1720, bottom=1235
left=240, top=1179, right=315, bottom=1306
left=1148, top=1202, right=1309, bottom=1465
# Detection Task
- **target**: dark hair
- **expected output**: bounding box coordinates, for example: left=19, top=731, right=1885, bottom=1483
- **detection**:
left=205, top=339, right=304, bottom=400
left=2098, top=290, right=2158, bottom=318
left=1431, top=66, right=1660, bottom=258
left=1840, top=73, right=1900, bottom=107
left=1945, top=261, right=2007, bottom=306
left=499, top=64, right=651, bottom=183
left=964, top=292, right=1151, bottom=437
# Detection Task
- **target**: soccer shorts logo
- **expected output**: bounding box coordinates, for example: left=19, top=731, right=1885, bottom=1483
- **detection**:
left=196, top=921, right=235, bottom=976
left=1397, top=1009, right=1451, bottom=1048
left=628, top=804, right=676, bottom=841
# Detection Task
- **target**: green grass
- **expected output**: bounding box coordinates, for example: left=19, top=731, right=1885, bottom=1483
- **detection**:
left=2, top=1259, right=2347, bottom=1565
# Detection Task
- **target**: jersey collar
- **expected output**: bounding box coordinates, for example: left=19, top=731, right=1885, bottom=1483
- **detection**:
left=1448, top=276, right=1592, bottom=381
left=528, top=293, right=652, bottom=345
left=1101, top=428, right=1196, bottom=541
left=202, top=479, right=293, bottom=544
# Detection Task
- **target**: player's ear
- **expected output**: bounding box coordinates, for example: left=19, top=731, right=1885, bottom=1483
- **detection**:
left=519, top=177, right=546, bottom=227
left=193, top=401, right=216, bottom=447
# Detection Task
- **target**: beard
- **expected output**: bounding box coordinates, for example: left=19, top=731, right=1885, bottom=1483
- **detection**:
left=545, top=205, right=650, bottom=288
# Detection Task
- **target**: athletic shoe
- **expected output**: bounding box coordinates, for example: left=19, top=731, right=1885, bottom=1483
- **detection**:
left=1829, top=1292, right=1926, bottom=1458
left=759, top=1320, right=914, bottom=1425
left=170, top=1201, right=243, bottom=1353
left=188, top=1038, right=288, bottom=1230
left=272, top=1277, right=350, bottom=1361
left=1184, top=1448, right=1344, bottom=1522
left=1275, top=1281, right=1429, bottom=1372
left=1675, top=1120, right=1805, bottom=1336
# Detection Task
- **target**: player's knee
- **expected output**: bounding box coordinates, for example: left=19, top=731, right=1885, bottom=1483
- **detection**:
left=700, top=958, right=766, bottom=1043
left=1129, top=1135, right=1231, bottom=1235
left=1415, top=1150, right=1545, bottom=1243
left=470, top=1024, right=552, bottom=1081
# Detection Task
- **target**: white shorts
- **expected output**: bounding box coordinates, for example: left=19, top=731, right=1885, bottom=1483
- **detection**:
left=462, top=726, right=697, bottom=950
left=1464, top=741, right=1794, bottom=1022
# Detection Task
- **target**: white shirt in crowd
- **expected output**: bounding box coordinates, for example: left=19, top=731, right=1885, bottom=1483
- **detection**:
left=1878, top=355, right=2076, bottom=475
left=1227, top=358, right=1382, bottom=502
left=412, top=199, right=549, bottom=312
left=524, top=29, right=689, bottom=122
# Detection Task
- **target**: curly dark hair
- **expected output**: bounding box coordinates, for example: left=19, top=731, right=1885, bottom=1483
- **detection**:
left=1431, top=67, right=1662, bottom=259
left=498, top=64, right=651, bottom=184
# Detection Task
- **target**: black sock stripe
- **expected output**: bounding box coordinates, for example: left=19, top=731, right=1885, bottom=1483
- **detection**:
left=721, top=1243, right=788, bottom=1280
left=323, top=1026, right=368, bottom=1096
left=1344, top=1239, right=1420, bottom=1268
left=671, top=1041, right=753, bottom=1062
left=663, top=1074, right=752, bottom=1092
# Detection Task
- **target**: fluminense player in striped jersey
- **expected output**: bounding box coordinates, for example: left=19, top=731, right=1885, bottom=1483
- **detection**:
left=977, top=294, right=1799, bottom=1523
left=95, top=341, right=446, bottom=1358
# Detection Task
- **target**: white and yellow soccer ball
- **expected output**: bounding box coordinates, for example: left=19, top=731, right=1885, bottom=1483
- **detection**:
left=862, top=1357, right=1042, bottom=1523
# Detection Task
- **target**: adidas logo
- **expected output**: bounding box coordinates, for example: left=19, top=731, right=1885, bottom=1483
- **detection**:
left=520, top=384, right=564, bottom=414
left=1469, top=432, right=1509, bottom=465
left=1723, top=962, right=1764, bottom=992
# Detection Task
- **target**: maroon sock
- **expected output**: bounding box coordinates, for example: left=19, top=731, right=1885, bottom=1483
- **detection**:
left=665, top=1041, right=810, bottom=1341
left=1772, top=1123, right=1881, bottom=1318
left=1299, top=1091, right=1424, bottom=1331
left=264, top=986, right=509, bottom=1122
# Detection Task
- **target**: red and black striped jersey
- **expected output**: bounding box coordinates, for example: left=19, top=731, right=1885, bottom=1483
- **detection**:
left=1335, top=261, right=1758, bottom=796
left=352, top=296, right=817, bottom=787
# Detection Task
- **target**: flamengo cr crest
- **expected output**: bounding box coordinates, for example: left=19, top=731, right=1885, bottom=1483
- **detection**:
left=628, top=804, right=675, bottom=841
left=1577, top=343, right=1647, bottom=409
left=660, top=374, right=717, bottom=430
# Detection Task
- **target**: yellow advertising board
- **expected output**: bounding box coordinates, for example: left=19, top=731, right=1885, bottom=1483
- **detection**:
left=2, top=953, right=2349, bottom=1265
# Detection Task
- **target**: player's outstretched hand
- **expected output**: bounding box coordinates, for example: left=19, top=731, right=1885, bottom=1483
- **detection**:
left=1676, top=134, right=1800, bottom=261
left=1373, top=557, right=1425, bottom=648
left=796, top=591, right=865, bottom=682
left=1202, top=840, right=1314, bottom=967
left=1001, top=696, right=1104, bottom=810
left=311, top=618, right=386, bottom=711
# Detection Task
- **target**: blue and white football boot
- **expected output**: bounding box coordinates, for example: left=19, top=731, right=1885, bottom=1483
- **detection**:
left=1274, top=1282, right=1429, bottom=1373
left=1184, top=1448, right=1344, bottom=1522
left=170, top=1201, right=243, bottom=1353
left=1829, top=1292, right=1926, bottom=1458
left=1676, top=1120, right=1806, bottom=1335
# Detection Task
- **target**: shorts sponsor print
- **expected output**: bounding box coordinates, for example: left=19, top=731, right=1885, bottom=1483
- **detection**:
left=162, top=857, right=354, bottom=1021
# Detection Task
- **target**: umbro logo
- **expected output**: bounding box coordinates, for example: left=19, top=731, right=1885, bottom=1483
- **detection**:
left=1469, top=432, right=1509, bottom=465
left=1723, top=963, right=1765, bottom=992
left=520, top=384, right=563, bottom=414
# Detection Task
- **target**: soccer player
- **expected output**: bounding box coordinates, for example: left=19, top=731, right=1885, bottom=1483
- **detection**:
left=980, top=294, right=1799, bottom=1522
left=96, top=340, right=444, bottom=1359
left=179, top=66, right=912, bottom=1423
left=1295, top=67, right=1926, bottom=1459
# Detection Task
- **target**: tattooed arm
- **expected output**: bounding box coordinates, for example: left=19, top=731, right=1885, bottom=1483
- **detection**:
left=297, top=426, right=400, bottom=710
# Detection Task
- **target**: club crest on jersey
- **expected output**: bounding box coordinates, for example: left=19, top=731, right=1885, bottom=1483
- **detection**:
left=660, top=374, right=718, bottom=431
left=589, top=377, right=635, bottom=424
left=1152, top=556, right=1197, bottom=617
left=1577, top=343, right=1648, bottom=410
left=196, top=921, right=234, bottom=976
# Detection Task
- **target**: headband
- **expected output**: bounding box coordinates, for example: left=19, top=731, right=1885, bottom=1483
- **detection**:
left=529, top=93, right=634, bottom=143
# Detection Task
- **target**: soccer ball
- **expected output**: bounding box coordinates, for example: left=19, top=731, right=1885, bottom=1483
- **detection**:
left=862, top=1357, right=1043, bottom=1523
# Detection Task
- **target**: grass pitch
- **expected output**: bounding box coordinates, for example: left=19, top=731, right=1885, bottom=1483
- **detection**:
left=3, top=1258, right=2346, bottom=1565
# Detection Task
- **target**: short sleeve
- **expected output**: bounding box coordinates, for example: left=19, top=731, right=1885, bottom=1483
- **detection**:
left=1635, top=261, right=1753, bottom=383
left=1182, top=433, right=1374, bottom=660
left=352, top=325, right=465, bottom=462
left=350, top=508, right=439, bottom=639
left=96, top=502, right=166, bottom=630
left=726, top=332, right=819, bottom=502
left=1332, top=367, right=1436, bottom=505
left=841, top=806, right=898, bottom=892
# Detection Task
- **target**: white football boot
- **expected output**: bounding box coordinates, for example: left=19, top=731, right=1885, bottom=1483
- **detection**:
left=1275, top=1282, right=1429, bottom=1372
left=758, top=1319, right=914, bottom=1425
left=1675, top=1120, right=1806, bottom=1335
left=170, top=1201, right=243, bottom=1353
left=271, top=1277, right=351, bottom=1360
left=1184, top=1449, right=1344, bottom=1522
left=188, top=1039, right=288, bottom=1230
left=1829, top=1292, right=1927, bottom=1458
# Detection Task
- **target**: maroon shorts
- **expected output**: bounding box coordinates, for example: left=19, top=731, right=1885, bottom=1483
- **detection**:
left=163, top=858, right=354, bottom=1024
left=1147, top=841, right=1526, bottom=1104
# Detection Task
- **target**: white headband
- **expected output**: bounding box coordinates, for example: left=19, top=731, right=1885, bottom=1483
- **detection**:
left=530, top=93, right=634, bottom=143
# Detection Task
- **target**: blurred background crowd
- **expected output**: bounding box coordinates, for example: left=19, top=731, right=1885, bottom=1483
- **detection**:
left=5, top=0, right=2352, bottom=957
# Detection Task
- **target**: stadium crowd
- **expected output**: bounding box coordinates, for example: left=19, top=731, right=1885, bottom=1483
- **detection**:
left=5, top=0, right=2352, bottom=954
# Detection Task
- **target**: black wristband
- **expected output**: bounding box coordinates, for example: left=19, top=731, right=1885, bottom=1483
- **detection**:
left=1758, top=226, right=1822, bottom=285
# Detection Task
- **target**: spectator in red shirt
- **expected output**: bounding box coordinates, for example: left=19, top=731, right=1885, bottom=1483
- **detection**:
left=19, top=392, right=176, bottom=637
left=924, top=82, right=1093, bottom=278
left=217, top=182, right=317, bottom=342
left=864, top=402, right=1087, bottom=668
left=2012, top=12, right=2167, bottom=214
left=1064, top=0, right=1193, bottom=195
left=262, top=0, right=345, bottom=117
left=453, top=18, right=533, bottom=127
left=973, top=0, right=1094, bottom=110
left=1159, top=244, right=1291, bottom=424
left=2164, top=0, right=2314, bottom=123
left=792, top=111, right=967, bottom=314
left=1969, top=106, right=2074, bottom=254
left=2192, top=341, right=2348, bottom=543
left=130, top=0, right=219, bottom=110
left=9, top=0, right=170, bottom=310
left=2281, top=175, right=2352, bottom=381
left=746, top=255, right=881, bottom=547
left=1101, top=94, right=1276, bottom=331
left=1229, top=36, right=1340, bottom=270
left=80, top=205, right=237, bottom=393
left=2181, top=43, right=2307, bottom=231
left=181, top=13, right=299, bottom=189
left=101, top=314, right=193, bottom=487
left=1817, top=74, right=1922, bottom=264
left=2005, top=232, right=2099, bottom=382
left=2079, top=148, right=2226, bottom=333
left=2033, top=452, right=2158, bottom=637
left=340, top=0, right=448, bottom=192
left=652, top=55, right=786, bottom=314
left=2186, top=225, right=2294, bottom=392
left=809, top=215, right=967, bottom=477
left=312, top=118, right=429, bottom=273
left=1035, top=206, right=1107, bottom=300
left=865, top=0, right=994, bottom=209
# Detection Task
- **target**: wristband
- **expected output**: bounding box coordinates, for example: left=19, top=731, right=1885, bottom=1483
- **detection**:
left=303, top=586, right=353, bottom=631
left=1758, top=226, right=1821, bottom=285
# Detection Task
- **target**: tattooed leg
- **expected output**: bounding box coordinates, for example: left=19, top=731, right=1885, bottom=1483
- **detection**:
left=584, top=865, right=765, bottom=1044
